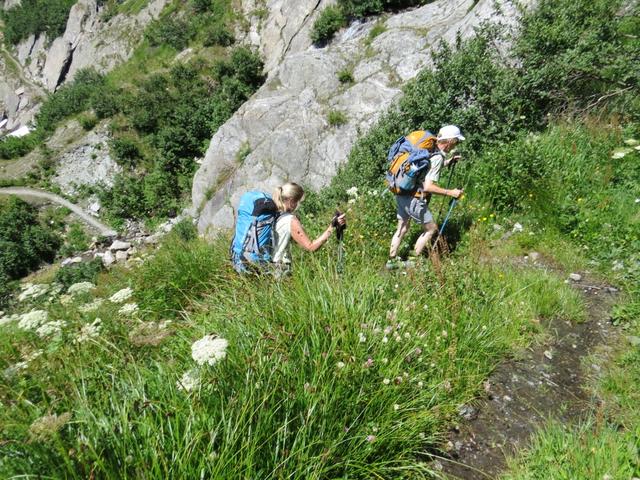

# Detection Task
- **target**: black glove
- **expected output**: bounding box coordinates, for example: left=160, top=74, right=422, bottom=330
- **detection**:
left=332, top=210, right=346, bottom=240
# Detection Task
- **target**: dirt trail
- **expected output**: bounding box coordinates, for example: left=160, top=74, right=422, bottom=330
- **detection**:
left=0, top=187, right=117, bottom=237
left=435, top=269, right=619, bottom=479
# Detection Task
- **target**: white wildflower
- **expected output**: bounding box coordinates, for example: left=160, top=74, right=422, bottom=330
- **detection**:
left=177, top=369, right=200, bottom=392
left=417, top=381, right=424, bottom=388
left=0, top=314, right=20, bottom=326
left=383, top=326, right=393, bottom=335
left=67, top=282, right=96, bottom=296
left=346, top=186, right=359, bottom=198
left=348, top=198, right=356, bottom=204
left=36, top=320, right=66, bottom=338
left=358, top=332, right=367, bottom=343
left=623, top=138, right=638, bottom=146
left=109, top=287, right=133, bottom=304
left=24, top=349, right=43, bottom=362
left=382, top=336, right=389, bottom=343
left=118, top=303, right=139, bottom=316
left=29, top=412, right=72, bottom=441
left=78, top=299, right=104, bottom=313
left=18, top=310, right=48, bottom=331
left=512, top=223, right=524, bottom=233
left=393, top=404, right=400, bottom=411
left=382, top=378, right=391, bottom=385
left=336, top=361, right=346, bottom=369
left=191, top=335, right=228, bottom=366
left=611, top=148, right=632, bottom=159
left=59, top=294, right=74, bottom=306
left=75, top=319, right=102, bottom=344
left=18, top=283, right=49, bottom=302
left=612, top=260, right=624, bottom=271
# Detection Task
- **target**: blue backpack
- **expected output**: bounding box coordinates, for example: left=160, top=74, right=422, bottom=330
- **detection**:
left=230, top=191, right=280, bottom=273
left=385, top=130, right=437, bottom=196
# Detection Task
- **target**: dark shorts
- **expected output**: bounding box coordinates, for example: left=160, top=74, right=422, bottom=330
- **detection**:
left=396, top=195, right=434, bottom=225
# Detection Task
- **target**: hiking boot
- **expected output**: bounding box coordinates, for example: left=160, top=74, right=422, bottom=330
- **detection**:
left=403, top=258, right=417, bottom=269
left=385, top=257, right=404, bottom=270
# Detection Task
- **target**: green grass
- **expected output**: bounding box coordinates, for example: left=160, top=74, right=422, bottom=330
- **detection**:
left=0, top=207, right=588, bottom=477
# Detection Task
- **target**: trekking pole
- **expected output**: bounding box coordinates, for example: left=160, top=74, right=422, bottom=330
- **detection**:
left=333, top=210, right=346, bottom=274
left=437, top=158, right=458, bottom=220
left=438, top=198, right=458, bottom=238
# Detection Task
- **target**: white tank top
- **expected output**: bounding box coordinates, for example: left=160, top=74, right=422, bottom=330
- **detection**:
left=272, top=213, right=293, bottom=264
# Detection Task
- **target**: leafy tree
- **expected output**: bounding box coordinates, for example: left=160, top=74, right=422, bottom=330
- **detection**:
left=0, top=197, right=61, bottom=283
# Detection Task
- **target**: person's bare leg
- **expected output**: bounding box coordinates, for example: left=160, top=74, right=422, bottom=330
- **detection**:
left=390, top=218, right=410, bottom=258
left=414, top=222, right=438, bottom=256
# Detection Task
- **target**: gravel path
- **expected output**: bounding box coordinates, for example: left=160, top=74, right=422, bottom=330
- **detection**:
left=0, top=187, right=117, bottom=237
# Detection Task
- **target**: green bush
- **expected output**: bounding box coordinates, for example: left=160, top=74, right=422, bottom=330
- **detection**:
left=1, top=0, right=76, bottom=45
left=338, top=69, right=354, bottom=84
left=171, top=217, right=198, bottom=242
left=202, top=21, right=235, bottom=47
left=90, top=86, right=122, bottom=119
left=0, top=134, right=40, bottom=159
left=0, top=196, right=61, bottom=286
left=36, top=69, right=108, bottom=133
left=79, top=113, right=98, bottom=131
left=109, top=136, right=143, bottom=169
left=54, top=258, right=104, bottom=290
left=310, top=5, right=346, bottom=44
left=59, top=222, right=90, bottom=257
left=146, top=17, right=194, bottom=50
left=312, top=1, right=426, bottom=44
left=327, top=109, right=348, bottom=126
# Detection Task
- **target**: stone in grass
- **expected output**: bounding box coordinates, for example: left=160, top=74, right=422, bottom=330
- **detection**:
left=568, top=273, right=582, bottom=282
left=100, top=250, right=116, bottom=267
left=115, top=250, right=129, bottom=262
left=457, top=404, right=477, bottom=421
left=627, top=336, right=640, bottom=347
left=109, top=240, right=131, bottom=251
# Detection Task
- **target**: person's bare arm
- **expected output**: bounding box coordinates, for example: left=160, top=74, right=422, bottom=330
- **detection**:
left=290, top=216, right=333, bottom=252
left=422, top=179, right=463, bottom=198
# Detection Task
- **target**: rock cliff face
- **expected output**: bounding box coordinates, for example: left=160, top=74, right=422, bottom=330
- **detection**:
left=0, top=0, right=168, bottom=133
left=238, top=0, right=334, bottom=72
left=14, top=0, right=168, bottom=92
left=193, top=0, right=530, bottom=233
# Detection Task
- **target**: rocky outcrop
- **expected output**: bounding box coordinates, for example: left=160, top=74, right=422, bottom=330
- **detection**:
left=193, top=0, right=531, bottom=233
left=13, top=0, right=169, bottom=92
left=238, top=0, right=335, bottom=72
left=51, top=125, right=121, bottom=196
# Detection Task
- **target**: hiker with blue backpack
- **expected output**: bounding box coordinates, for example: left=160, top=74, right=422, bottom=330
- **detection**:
left=385, top=125, right=465, bottom=269
left=231, top=182, right=346, bottom=275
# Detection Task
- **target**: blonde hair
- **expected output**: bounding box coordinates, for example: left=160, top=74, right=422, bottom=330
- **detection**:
left=273, top=182, right=305, bottom=212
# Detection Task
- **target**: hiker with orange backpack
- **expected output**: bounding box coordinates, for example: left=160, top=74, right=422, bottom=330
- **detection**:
left=385, top=125, right=465, bottom=269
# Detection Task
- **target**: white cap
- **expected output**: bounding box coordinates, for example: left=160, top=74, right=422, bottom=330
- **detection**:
left=437, top=125, right=465, bottom=141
